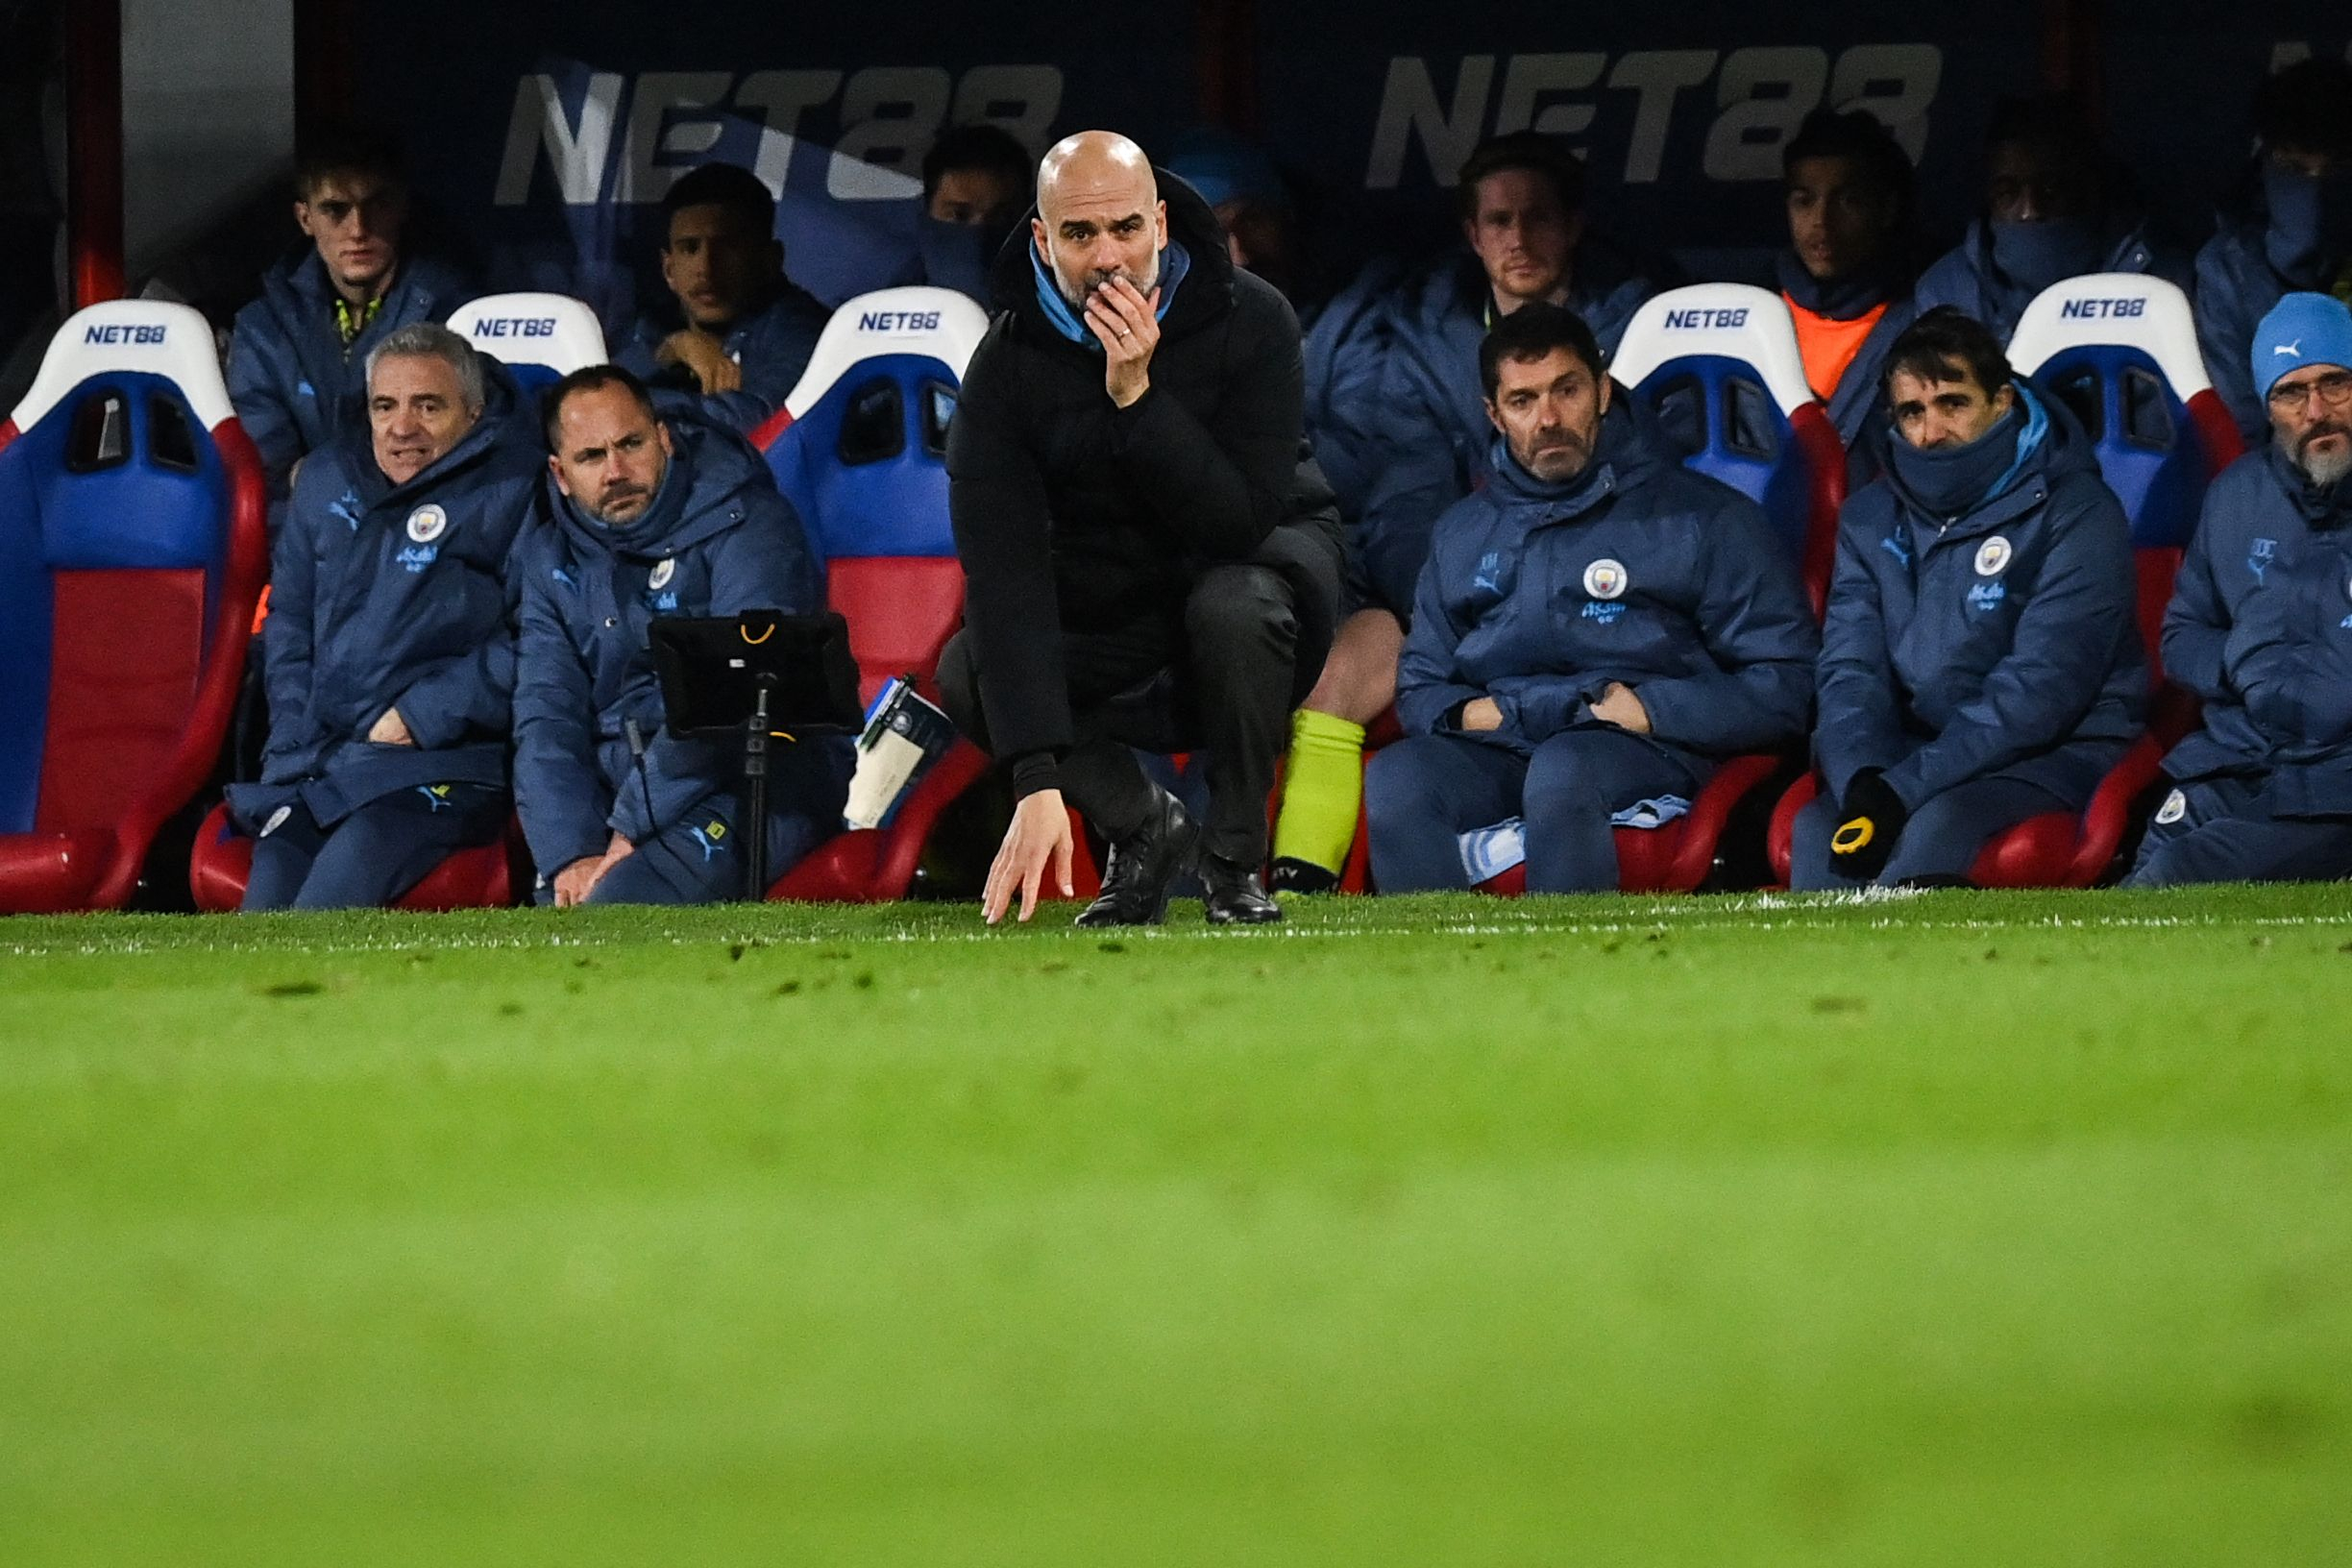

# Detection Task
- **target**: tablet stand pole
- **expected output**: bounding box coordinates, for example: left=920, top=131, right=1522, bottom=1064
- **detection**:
left=743, top=674, right=774, bottom=900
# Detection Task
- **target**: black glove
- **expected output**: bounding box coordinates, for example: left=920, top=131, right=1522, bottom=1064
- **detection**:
left=1827, top=769, right=1907, bottom=882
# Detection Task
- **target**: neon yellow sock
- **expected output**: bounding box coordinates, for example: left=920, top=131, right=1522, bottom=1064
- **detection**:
left=1272, top=708, right=1367, bottom=874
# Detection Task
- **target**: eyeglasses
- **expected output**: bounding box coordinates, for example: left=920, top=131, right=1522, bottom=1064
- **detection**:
left=2267, top=369, right=2352, bottom=413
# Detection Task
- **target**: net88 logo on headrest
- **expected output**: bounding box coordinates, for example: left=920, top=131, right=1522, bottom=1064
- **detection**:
left=84, top=323, right=168, bottom=346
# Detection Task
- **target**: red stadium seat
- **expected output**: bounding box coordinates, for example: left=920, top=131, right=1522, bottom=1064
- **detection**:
left=1469, top=752, right=1783, bottom=896
left=0, top=302, right=265, bottom=913
left=187, top=800, right=521, bottom=912
left=760, top=289, right=994, bottom=903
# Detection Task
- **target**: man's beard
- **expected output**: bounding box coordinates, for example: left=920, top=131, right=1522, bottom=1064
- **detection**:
left=1054, top=247, right=1161, bottom=312
left=2286, top=419, right=2352, bottom=488
left=1513, top=424, right=1593, bottom=482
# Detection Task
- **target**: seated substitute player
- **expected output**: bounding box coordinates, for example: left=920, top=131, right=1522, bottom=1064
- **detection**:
left=1792, top=307, right=2146, bottom=889
left=227, top=325, right=537, bottom=910
left=1910, top=95, right=2187, bottom=344
left=1362, top=305, right=1816, bottom=894
left=2125, top=292, right=2352, bottom=886
left=1269, top=131, right=1659, bottom=894
left=515, top=367, right=850, bottom=907
left=902, top=122, right=1033, bottom=302
left=227, top=130, right=469, bottom=517
left=616, top=162, right=831, bottom=433
left=2195, top=58, right=2352, bottom=444
left=942, top=131, right=1343, bottom=928
left=1777, top=108, right=1920, bottom=456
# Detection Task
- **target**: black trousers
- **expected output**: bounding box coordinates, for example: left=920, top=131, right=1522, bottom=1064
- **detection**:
left=941, top=562, right=1326, bottom=866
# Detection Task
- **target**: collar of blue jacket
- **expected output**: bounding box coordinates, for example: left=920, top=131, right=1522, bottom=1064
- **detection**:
left=1882, top=379, right=2053, bottom=525
left=1029, top=238, right=1191, bottom=349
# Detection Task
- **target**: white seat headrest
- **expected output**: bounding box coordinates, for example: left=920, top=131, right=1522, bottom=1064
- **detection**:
left=783, top=287, right=992, bottom=419
left=2006, top=274, right=2210, bottom=395
left=448, top=292, right=609, bottom=377
left=9, top=301, right=233, bottom=433
left=1608, top=283, right=1816, bottom=414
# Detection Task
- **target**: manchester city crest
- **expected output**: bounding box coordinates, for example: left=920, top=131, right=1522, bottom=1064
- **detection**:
left=1583, top=558, right=1629, bottom=600
left=1974, top=535, right=2012, bottom=576
left=649, top=557, right=676, bottom=591
left=405, top=504, right=449, bottom=544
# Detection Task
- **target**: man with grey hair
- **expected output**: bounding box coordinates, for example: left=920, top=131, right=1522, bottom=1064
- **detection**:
left=225, top=322, right=542, bottom=909
left=2126, top=291, right=2352, bottom=885
left=942, top=129, right=1343, bottom=928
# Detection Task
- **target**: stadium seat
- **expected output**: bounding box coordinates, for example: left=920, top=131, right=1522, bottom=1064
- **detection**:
left=0, top=302, right=266, bottom=913
left=447, top=292, right=609, bottom=394
left=1608, top=282, right=1850, bottom=610
left=2006, top=274, right=2245, bottom=549
left=757, top=288, right=996, bottom=903
left=187, top=799, right=522, bottom=912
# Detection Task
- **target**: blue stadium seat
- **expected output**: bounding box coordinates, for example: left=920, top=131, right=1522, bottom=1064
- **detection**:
left=448, top=292, right=609, bottom=395
left=0, top=302, right=266, bottom=912
left=752, top=287, right=991, bottom=903
left=2006, top=273, right=2244, bottom=550
left=1608, top=283, right=1849, bottom=611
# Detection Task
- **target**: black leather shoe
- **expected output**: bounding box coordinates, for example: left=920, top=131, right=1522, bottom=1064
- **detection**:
left=1268, top=856, right=1339, bottom=895
left=1074, top=790, right=1196, bottom=927
left=1201, top=854, right=1283, bottom=925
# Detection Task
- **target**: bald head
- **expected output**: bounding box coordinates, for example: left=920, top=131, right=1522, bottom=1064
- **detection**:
left=1033, top=131, right=1168, bottom=312
left=1037, top=131, right=1158, bottom=220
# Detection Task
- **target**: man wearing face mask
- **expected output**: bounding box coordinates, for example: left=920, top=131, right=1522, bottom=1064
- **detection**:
left=1911, top=96, right=2187, bottom=345
left=1792, top=307, right=2146, bottom=889
left=1777, top=109, right=1920, bottom=455
left=942, top=131, right=1343, bottom=928
left=2195, top=60, right=2352, bottom=444
left=2125, top=293, right=2352, bottom=886
left=898, top=122, right=1032, bottom=303
left=1363, top=305, right=1816, bottom=894
left=616, top=162, right=830, bottom=434
left=226, top=325, right=536, bottom=911
left=514, top=367, right=847, bottom=907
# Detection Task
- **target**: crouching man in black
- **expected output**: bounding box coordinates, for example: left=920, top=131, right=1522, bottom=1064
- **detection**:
left=942, top=130, right=1343, bottom=927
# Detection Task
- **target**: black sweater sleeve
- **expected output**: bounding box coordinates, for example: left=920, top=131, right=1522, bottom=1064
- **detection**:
left=947, top=324, right=1074, bottom=790
left=1108, top=280, right=1305, bottom=560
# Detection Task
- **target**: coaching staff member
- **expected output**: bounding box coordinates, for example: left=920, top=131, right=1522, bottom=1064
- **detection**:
left=941, top=131, right=1343, bottom=927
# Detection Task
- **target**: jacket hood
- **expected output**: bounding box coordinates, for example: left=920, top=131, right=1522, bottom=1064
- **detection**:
left=549, top=401, right=773, bottom=559
left=1873, top=375, right=2100, bottom=529
left=988, top=167, right=1236, bottom=342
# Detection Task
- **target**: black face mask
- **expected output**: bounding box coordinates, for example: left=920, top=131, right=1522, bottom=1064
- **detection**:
left=1886, top=398, right=2024, bottom=520
left=1989, top=216, right=2102, bottom=293
left=2264, top=162, right=2352, bottom=283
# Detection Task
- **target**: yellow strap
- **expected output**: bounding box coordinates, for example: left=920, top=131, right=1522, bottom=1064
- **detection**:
left=739, top=624, right=774, bottom=646
left=1830, top=817, right=1874, bottom=854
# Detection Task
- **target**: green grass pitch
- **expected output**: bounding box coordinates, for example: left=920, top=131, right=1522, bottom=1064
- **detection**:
left=3, top=885, right=2349, bottom=1565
